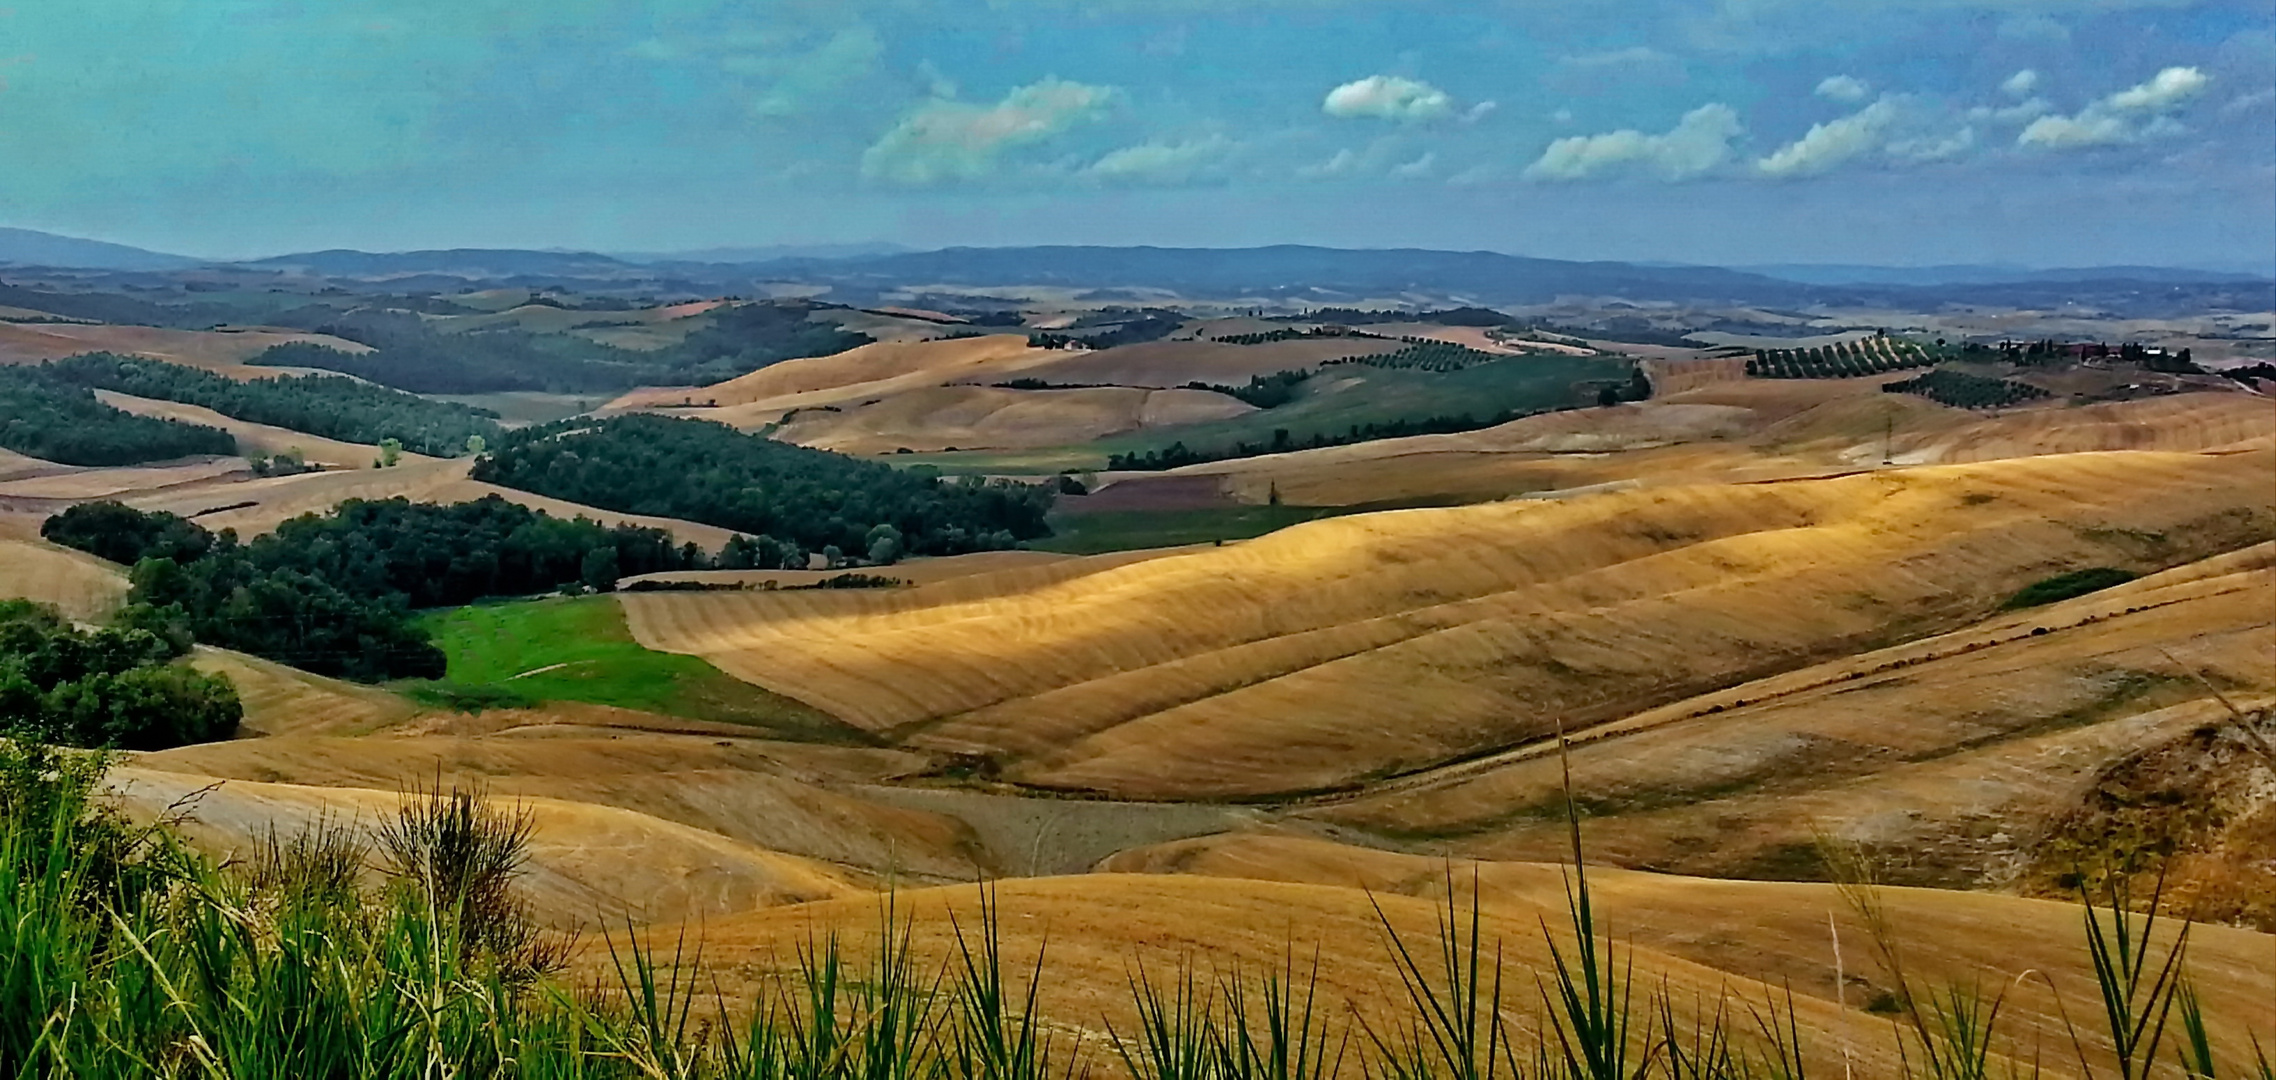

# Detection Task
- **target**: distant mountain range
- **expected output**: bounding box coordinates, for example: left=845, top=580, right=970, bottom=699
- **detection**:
left=1734, top=263, right=2274, bottom=287
left=1, top=229, right=2268, bottom=311
left=0, top=228, right=199, bottom=272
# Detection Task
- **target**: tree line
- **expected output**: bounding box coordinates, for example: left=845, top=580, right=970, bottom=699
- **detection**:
left=469, top=414, right=1056, bottom=558
left=1883, top=369, right=2051, bottom=409
left=40, top=353, right=504, bottom=457
left=1107, top=409, right=1537, bottom=470
left=0, top=598, right=241, bottom=751
left=1183, top=369, right=1312, bottom=409
left=0, top=365, right=236, bottom=466
left=41, top=497, right=711, bottom=683
left=1747, top=337, right=1930, bottom=379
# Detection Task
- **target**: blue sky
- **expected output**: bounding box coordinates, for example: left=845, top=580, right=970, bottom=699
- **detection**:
left=2, top=0, right=2271, bottom=267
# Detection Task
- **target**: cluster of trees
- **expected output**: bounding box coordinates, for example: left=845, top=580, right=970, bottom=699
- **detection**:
left=991, top=378, right=1116, bottom=391
left=1107, top=409, right=1537, bottom=470
left=254, top=303, right=872, bottom=394
left=1596, top=368, right=1655, bottom=406
left=1208, top=327, right=1386, bottom=346
left=40, top=353, right=504, bottom=457
left=1077, top=312, right=1186, bottom=349
left=1747, top=338, right=1931, bottom=379
left=0, top=365, right=236, bottom=465
left=470, top=415, right=1055, bottom=557
left=41, top=497, right=712, bottom=682
left=1884, top=370, right=2051, bottom=409
left=1326, top=340, right=1505, bottom=373
left=0, top=598, right=241, bottom=750
left=1184, top=369, right=1312, bottom=409
left=651, top=302, right=874, bottom=387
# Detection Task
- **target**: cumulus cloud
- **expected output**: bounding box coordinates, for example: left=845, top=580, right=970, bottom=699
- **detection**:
left=1756, top=97, right=1900, bottom=177
left=1969, top=98, right=2051, bottom=124
left=2002, top=69, right=2040, bottom=97
left=1524, top=103, right=1743, bottom=181
left=1815, top=75, right=1870, bottom=103
left=2019, top=66, right=2210, bottom=150
left=2105, top=66, right=2210, bottom=111
left=1323, top=75, right=1455, bottom=122
left=1082, top=136, right=1232, bottom=185
left=861, top=78, right=1112, bottom=184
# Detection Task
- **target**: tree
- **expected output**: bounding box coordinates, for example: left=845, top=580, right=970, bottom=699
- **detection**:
left=379, top=438, right=403, bottom=468
left=466, top=433, right=487, bottom=455
left=821, top=544, right=844, bottom=570
left=1597, top=385, right=1621, bottom=407
left=579, top=547, right=621, bottom=592
left=864, top=524, right=903, bottom=566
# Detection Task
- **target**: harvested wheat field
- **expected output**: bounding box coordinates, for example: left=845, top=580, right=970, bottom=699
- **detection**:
left=106, top=766, right=856, bottom=926
left=94, top=389, right=412, bottom=469
left=625, top=863, right=2274, bottom=1080
left=1175, top=384, right=2269, bottom=509
left=0, top=455, right=247, bottom=501
left=1014, top=338, right=1400, bottom=388
left=0, top=321, right=367, bottom=376
left=0, top=536, right=128, bottom=620
left=116, top=456, right=739, bottom=548
left=1306, top=542, right=2276, bottom=880
left=773, top=384, right=1253, bottom=453
left=187, top=647, right=422, bottom=736
left=608, top=334, right=1042, bottom=412
left=622, top=448, right=2274, bottom=799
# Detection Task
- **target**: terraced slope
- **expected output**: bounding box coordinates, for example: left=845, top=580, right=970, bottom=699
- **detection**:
left=622, top=447, right=2273, bottom=799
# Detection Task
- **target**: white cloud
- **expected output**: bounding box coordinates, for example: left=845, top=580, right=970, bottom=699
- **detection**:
left=1389, top=152, right=1437, bottom=179
left=1524, top=103, right=1743, bottom=182
left=1323, top=75, right=1455, bottom=122
left=2002, top=69, right=2040, bottom=97
left=2019, top=66, right=2210, bottom=150
left=1755, top=98, right=1900, bottom=177
left=861, top=78, right=1112, bottom=184
left=1816, top=75, right=1870, bottom=103
left=2105, top=66, right=2210, bottom=112
left=1082, top=136, right=1232, bottom=185
left=1462, top=101, right=1499, bottom=124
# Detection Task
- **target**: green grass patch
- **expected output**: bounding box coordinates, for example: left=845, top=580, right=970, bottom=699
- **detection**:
left=408, top=596, right=870, bottom=743
left=2002, top=567, right=2137, bottom=609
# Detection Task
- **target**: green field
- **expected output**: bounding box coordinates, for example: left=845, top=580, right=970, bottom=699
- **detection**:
left=409, top=596, right=867, bottom=742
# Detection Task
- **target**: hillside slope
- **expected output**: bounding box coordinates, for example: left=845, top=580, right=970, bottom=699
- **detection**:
left=622, top=447, right=2273, bottom=798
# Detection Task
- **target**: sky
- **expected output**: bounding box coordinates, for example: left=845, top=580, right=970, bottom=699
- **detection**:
left=2, top=0, right=2271, bottom=268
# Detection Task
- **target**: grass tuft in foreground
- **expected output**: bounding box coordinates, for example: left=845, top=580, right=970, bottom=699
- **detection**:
left=2, top=739, right=2271, bottom=1078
